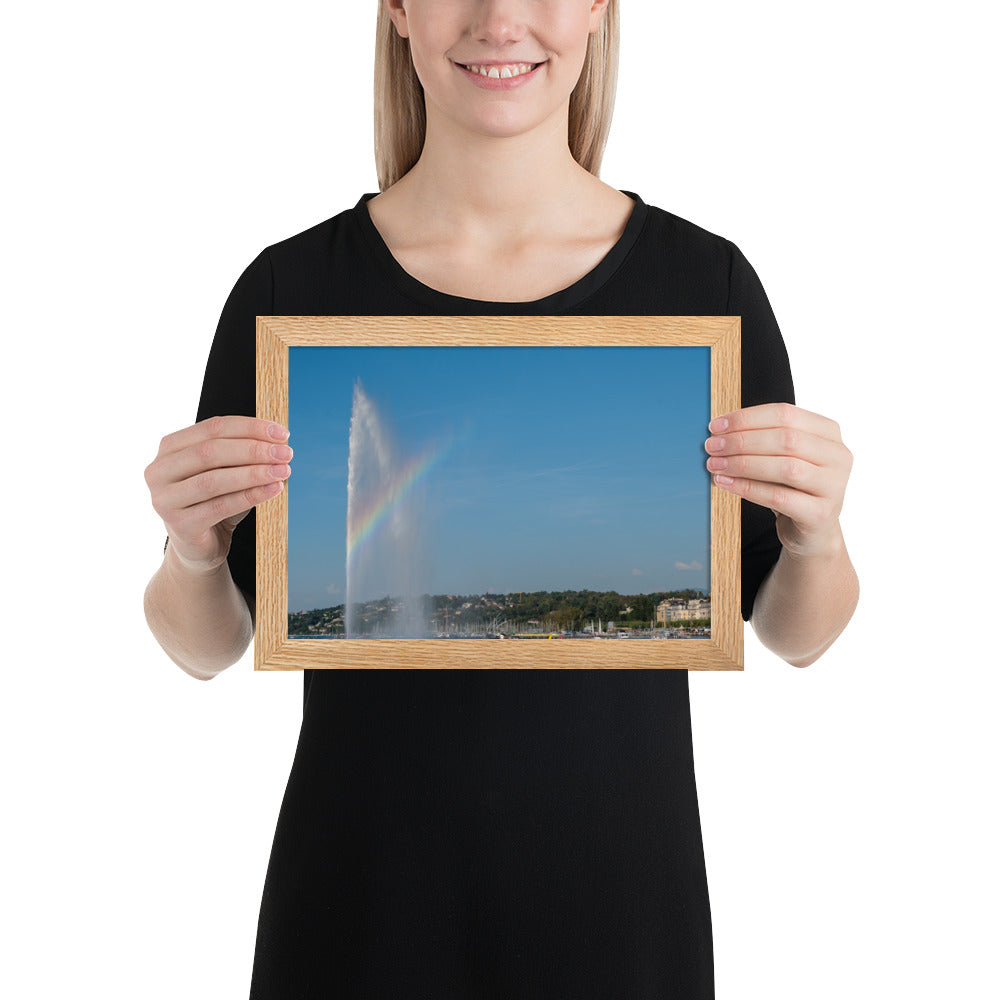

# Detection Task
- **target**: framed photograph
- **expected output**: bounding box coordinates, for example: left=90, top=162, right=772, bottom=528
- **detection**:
left=256, top=316, right=741, bottom=671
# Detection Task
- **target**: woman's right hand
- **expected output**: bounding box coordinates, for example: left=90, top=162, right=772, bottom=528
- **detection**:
left=145, top=415, right=292, bottom=574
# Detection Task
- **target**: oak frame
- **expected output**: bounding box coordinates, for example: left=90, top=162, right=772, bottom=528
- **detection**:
left=256, top=316, right=742, bottom=671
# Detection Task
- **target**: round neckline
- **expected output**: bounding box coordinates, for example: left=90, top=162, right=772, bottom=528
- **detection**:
left=353, top=189, right=648, bottom=311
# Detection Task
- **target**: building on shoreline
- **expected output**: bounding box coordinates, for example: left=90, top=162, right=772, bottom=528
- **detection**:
left=655, top=597, right=711, bottom=624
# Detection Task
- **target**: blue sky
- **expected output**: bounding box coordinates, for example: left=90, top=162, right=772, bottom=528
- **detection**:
left=287, top=345, right=711, bottom=611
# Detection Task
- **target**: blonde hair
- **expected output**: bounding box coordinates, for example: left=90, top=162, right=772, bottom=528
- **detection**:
left=373, top=1, right=620, bottom=192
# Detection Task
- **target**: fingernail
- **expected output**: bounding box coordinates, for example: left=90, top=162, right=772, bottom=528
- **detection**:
left=706, top=436, right=725, bottom=452
left=268, top=424, right=290, bottom=440
left=714, top=474, right=734, bottom=486
left=709, top=417, right=729, bottom=433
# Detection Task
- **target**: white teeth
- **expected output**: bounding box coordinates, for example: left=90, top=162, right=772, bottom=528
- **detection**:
left=462, top=62, right=536, bottom=79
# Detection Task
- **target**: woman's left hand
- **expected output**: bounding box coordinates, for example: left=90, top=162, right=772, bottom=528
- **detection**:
left=704, top=402, right=853, bottom=559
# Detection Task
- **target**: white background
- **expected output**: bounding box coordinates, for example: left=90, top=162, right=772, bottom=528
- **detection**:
left=3, top=1, right=997, bottom=997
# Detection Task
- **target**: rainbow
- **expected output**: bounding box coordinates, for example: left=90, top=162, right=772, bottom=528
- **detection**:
left=346, top=436, right=454, bottom=570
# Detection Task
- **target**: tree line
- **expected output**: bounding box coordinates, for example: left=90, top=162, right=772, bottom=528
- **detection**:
left=289, top=588, right=709, bottom=635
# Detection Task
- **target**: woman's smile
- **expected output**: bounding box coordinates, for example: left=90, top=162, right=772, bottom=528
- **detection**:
left=453, top=59, right=547, bottom=90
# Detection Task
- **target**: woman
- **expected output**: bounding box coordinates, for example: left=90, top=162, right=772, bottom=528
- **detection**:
left=144, top=1, right=858, bottom=995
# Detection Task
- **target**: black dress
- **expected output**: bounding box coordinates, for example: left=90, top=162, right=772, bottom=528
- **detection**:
left=193, top=191, right=795, bottom=999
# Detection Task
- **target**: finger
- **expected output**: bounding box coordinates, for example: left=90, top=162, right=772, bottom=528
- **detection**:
left=706, top=453, right=833, bottom=498
left=170, top=479, right=286, bottom=540
left=148, top=437, right=293, bottom=491
left=709, top=402, right=842, bottom=443
left=156, top=416, right=289, bottom=461
left=711, top=474, right=832, bottom=527
left=155, top=461, right=291, bottom=520
left=704, top=427, right=846, bottom=469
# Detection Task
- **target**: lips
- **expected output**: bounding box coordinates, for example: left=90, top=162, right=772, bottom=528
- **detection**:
left=454, top=60, right=546, bottom=90
left=458, top=61, right=543, bottom=77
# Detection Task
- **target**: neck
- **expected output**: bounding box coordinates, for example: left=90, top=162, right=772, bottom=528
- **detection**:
left=395, top=99, right=596, bottom=241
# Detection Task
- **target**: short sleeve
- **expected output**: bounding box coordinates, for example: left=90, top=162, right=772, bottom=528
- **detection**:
left=163, top=248, right=273, bottom=603
left=725, top=241, right=796, bottom=621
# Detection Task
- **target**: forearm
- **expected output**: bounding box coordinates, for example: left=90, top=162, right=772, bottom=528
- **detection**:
left=143, top=540, right=254, bottom=680
left=750, top=523, right=859, bottom=668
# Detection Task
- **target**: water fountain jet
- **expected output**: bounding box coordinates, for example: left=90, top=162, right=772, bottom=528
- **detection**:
left=345, top=379, right=432, bottom=637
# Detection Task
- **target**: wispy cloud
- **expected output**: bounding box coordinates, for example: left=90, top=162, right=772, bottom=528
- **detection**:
left=511, top=457, right=612, bottom=482
left=675, top=560, right=703, bottom=571
left=631, top=568, right=644, bottom=576
left=326, top=583, right=342, bottom=594
left=555, top=496, right=607, bottom=519
left=400, top=405, right=458, bottom=419
left=468, top=457, right=613, bottom=492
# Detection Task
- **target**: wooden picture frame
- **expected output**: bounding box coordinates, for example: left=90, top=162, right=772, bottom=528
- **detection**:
left=256, top=316, right=741, bottom=671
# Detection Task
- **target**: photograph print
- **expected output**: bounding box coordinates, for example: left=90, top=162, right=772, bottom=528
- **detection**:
left=287, top=343, right=713, bottom=645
